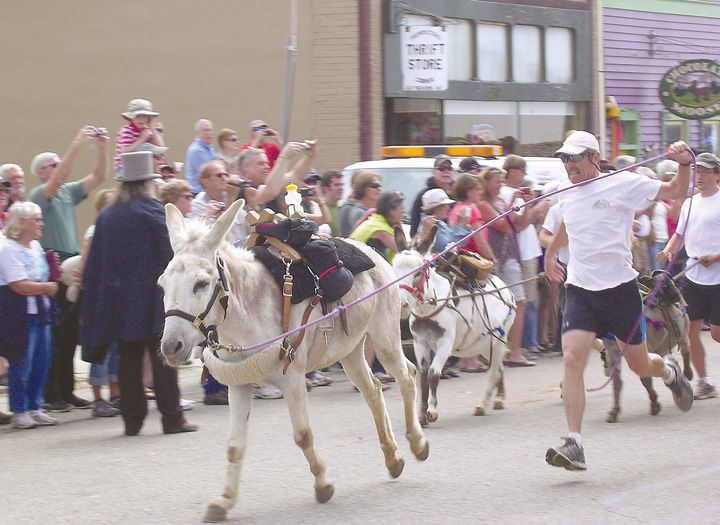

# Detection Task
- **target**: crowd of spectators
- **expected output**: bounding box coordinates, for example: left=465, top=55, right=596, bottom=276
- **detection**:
left=1, top=99, right=717, bottom=432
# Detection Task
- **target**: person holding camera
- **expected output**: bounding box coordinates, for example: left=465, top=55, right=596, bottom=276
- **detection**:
left=240, top=119, right=284, bottom=169
left=299, top=171, right=331, bottom=232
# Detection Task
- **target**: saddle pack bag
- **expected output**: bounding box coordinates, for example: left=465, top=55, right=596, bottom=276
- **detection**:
left=456, top=249, right=494, bottom=281
left=254, top=217, right=318, bottom=249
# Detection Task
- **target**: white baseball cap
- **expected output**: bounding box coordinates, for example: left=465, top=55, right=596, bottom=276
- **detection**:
left=555, top=131, right=600, bottom=156
left=421, top=188, right=455, bottom=212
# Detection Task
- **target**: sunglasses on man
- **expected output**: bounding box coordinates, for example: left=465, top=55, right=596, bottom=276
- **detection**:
left=557, top=152, right=590, bottom=164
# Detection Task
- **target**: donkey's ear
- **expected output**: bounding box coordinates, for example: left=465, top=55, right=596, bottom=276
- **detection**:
left=165, top=203, right=186, bottom=252
left=394, top=225, right=409, bottom=252
left=201, top=199, right=245, bottom=252
left=414, top=223, right=438, bottom=256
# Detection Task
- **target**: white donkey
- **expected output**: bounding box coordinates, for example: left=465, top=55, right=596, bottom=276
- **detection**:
left=392, top=230, right=516, bottom=426
left=158, top=201, right=428, bottom=523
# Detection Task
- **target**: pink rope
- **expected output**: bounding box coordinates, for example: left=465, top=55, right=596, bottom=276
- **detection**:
left=238, top=149, right=697, bottom=372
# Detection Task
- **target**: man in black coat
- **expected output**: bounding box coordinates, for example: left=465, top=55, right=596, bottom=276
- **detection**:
left=81, top=151, right=197, bottom=436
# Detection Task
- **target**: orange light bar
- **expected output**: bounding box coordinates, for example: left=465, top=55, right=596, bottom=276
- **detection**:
left=381, top=144, right=502, bottom=158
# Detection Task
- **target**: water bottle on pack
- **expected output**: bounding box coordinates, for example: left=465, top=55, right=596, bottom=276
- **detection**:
left=285, top=183, right=302, bottom=215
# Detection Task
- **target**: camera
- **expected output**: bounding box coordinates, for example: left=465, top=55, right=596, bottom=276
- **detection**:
left=264, top=129, right=274, bottom=136
left=299, top=187, right=315, bottom=197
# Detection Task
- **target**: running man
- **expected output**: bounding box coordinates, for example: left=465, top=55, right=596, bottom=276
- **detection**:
left=544, top=131, right=694, bottom=471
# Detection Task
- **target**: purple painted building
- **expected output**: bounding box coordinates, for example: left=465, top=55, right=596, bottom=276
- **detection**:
left=603, top=1, right=720, bottom=157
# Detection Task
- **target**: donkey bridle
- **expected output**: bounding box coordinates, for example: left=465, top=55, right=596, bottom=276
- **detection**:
left=165, top=253, right=230, bottom=345
left=399, top=264, right=431, bottom=303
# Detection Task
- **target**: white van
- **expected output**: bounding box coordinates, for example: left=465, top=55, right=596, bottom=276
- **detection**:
left=340, top=146, right=568, bottom=219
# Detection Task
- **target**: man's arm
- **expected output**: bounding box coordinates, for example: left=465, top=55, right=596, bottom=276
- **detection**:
left=544, top=220, right=568, bottom=283
left=656, top=141, right=692, bottom=201
left=44, top=125, right=94, bottom=200
left=250, top=142, right=312, bottom=207
left=82, top=128, right=109, bottom=194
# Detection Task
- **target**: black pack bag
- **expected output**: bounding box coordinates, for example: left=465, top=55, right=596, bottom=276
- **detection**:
left=255, top=218, right=318, bottom=249
left=300, top=239, right=354, bottom=303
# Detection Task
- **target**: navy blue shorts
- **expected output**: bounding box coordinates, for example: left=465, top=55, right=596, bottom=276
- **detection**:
left=682, top=278, right=720, bottom=325
left=562, top=280, right=646, bottom=344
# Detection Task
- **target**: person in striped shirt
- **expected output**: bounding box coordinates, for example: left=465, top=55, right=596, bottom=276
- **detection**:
left=114, top=99, right=165, bottom=173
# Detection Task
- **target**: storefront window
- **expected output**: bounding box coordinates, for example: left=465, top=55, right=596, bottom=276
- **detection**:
left=448, top=19, right=472, bottom=81
left=701, top=120, right=720, bottom=154
left=546, top=28, right=574, bottom=83
left=477, top=22, right=508, bottom=81
left=387, top=98, right=442, bottom=145
left=512, top=25, right=541, bottom=83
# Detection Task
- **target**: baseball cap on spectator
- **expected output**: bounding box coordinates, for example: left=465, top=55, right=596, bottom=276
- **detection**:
left=249, top=119, right=268, bottom=130
left=695, top=152, right=720, bottom=171
left=0, top=177, right=10, bottom=188
left=555, top=131, right=600, bottom=156
left=30, top=152, right=59, bottom=177
left=434, top=154, right=452, bottom=169
left=459, top=157, right=481, bottom=173
left=421, top=188, right=455, bottom=212
left=503, top=154, right=526, bottom=172
left=304, top=170, right=321, bottom=183
left=121, top=98, right=159, bottom=120
left=115, top=151, right=160, bottom=182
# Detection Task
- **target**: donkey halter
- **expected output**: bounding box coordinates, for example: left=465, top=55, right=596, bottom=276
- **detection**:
left=399, top=264, right=431, bottom=303
left=165, top=253, right=230, bottom=345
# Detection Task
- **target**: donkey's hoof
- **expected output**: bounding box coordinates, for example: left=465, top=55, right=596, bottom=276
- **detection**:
left=414, top=439, right=430, bottom=461
left=203, top=503, right=227, bottom=523
left=493, top=400, right=504, bottom=410
left=474, top=406, right=486, bottom=416
left=388, top=458, right=405, bottom=478
left=426, top=410, right=438, bottom=423
left=650, top=401, right=661, bottom=416
left=315, top=483, right=334, bottom=503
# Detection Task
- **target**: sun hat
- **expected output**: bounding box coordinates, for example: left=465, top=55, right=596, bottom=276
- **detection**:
left=121, top=99, right=159, bottom=120
left=421, top=188, right=455, bottom=212
left=115, top=151, right=160, bottom=182
left=433, top=154, right=452, bottom=169
left=695, top=152, right=720, bottom=170
left=249, top=119, right=268, bottom=130
left=555, top=131, right=600, bottom=156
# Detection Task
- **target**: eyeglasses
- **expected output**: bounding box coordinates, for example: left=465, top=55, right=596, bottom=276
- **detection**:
left=558, top=152, right=588, bottom=164
left=436, top=165, right=453, bottom=172
left=41, top=163, right=58, bottom=170
left=225, top=137, right=239, bottom=142
left=367, top=182, right=382, bottom=189
left=155, top=128, right=164, bottom=133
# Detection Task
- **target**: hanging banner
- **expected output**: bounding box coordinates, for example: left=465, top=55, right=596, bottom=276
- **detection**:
left=401, top=26, right=448, bottom=92
left=659, top=59, right=720, bottom=119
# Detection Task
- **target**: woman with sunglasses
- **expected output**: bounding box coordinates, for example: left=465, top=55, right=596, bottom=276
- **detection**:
left=477, top=166, right=535, bottom=367
left=0, top=202, right=59, bottom=429
left=216, top=128, right=241, bottom=173
left=338, top=170, right=383, bottom=237
left=446, top=173, right=496, bottom=261
left=350, top=190, right=406, bottom=263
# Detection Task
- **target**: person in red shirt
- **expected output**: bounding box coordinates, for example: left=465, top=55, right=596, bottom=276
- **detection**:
left=239, top=119, right=283, bottom=169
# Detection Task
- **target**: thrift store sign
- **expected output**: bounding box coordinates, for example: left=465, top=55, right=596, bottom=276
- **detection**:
left=402, top=26, right=448, bottom=91
left=660, top=59, right=720, bottom=119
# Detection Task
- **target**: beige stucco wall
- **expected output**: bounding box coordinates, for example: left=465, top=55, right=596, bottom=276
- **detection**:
left=1, top=0, right=382, bottom=236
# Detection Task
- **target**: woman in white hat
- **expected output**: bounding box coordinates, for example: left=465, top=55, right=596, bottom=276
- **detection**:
left=417, top=187, right=473, bottom=254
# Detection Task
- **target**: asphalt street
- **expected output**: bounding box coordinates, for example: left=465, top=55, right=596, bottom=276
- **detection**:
left=1, top=332, right=719, bottom=525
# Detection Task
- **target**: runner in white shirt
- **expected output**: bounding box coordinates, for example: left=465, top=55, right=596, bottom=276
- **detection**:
left=657, top=152, right=720, bottom=400
left=543, top=131, right=694, bottom=471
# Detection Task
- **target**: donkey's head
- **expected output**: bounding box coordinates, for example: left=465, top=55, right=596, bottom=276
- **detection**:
left=158, top=199, right=245, bottom=365
left=391, top=224, right=437, bottom=318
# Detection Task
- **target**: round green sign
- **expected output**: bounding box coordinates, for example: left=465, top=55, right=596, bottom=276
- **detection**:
left=659, top=59, right=720, bottom=119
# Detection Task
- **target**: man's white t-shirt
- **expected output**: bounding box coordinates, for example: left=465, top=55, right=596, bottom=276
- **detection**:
left=676, top=188, right=720, bottom=285
left=558, top=172, right=661, bottom=291
left=499, top=185, right=542, bottom=261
